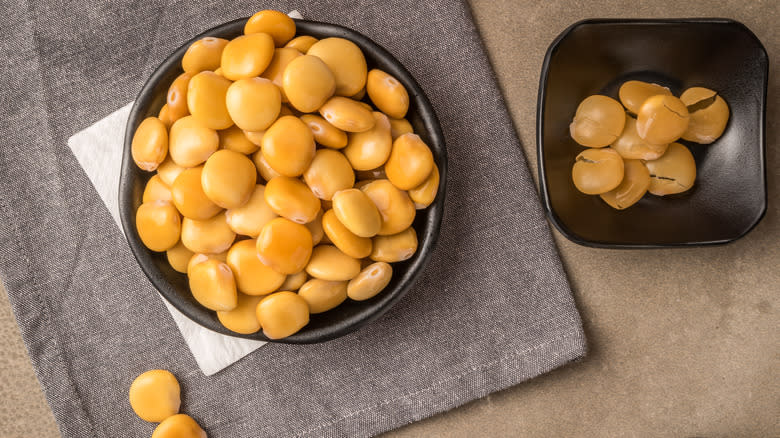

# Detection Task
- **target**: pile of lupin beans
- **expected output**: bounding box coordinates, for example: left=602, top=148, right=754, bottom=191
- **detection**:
left=128, top=370, right=205, bottom=437
left=569, top=80, right=730, bottom=209
left=131, top=10, right=440, bottom=341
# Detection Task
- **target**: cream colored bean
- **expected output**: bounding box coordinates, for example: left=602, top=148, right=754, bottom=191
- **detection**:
left=385, top=133, right=434, bottom=190
left=300, top=114, right=347, bottom=149
left=128, top=369, right=180, bottom=422
left=283, top=55, right=336, bottom=112
left=171, top=167, right=222, bottom=220
left=284, top=35, right=318, bottom=53
left=370, top=228, right=418, bottom=262
left=136, top=201, right=181, bottom=252
left=305, top=245, right=361, bottom=281
left=219, top=125, right=258, bottom=154
left=347, top=262, right=392, bottom=301
left=361, top=179, right=416, bottom=236
left=201, top=149, right=257, bottom=209
left=186, top=71, right=233, bottom=130
left=261, top=47, right=302, bottom=102
left=225, top=185, right=278, bottom=237
left=252, top=149, right=282, bottom=182
left=331, top=188, right=382, bottom=238
left=321, top=209, right=372, bottom=259
left=217, top=293, right=263, bottom=334
left=343, top=112, right=392, bottom=170
left=389, top=117, right=413, bottom=140
left=132, top=117, right=168, bottom=171
left=256, top=217, right=313, bottom=274
left=303, top=149, right=355, bottom=200
left=256, top=291, right=309, bottom=339
left=319, top=96, right=375, bottom=133
left=261, top=116, right=315, bottom=177
left=180, top=212, right=236, bottom=254
left=168, top=115, right=219, bottom=167
left=244, top=10, right=296, bottom=46
left=225, top=77, right=281, bottom=132
left=298, top=279, right=348, bottom=313
left=143, top=174, right=172, bottom=204
left=221, top=33, right=275, bottom=81
left=366, top=69, right=409, bottom=119
left=157, top=157, right=185, bottom=186
left=188, top=258, right=237, bottom=311
left=182, top=37, right=229, bottom=73
left=226, top=239, right=286, bottom=295
left=264, top=176, right=321, bottom=224
left=307, top=37, right=367, bottom=96
left=166, top=241, right=194, bottom=274
left=408, top=165, right=439, bottom=209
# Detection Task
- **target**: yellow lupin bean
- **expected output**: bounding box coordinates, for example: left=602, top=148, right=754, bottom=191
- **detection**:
left=166, top=241, right=194, bottom=274
left=347, top=262, right=392, bottom=301
left=143, top=174, right=172, bottom=204
left=306, top=210, right=325, bottom=245
left=636, top=95, right=690, bottom=145
left=319, top=96, right=375, bottom=133
left=300, top=114, right=347, bottom=149
left=131, top=117, right=169, bottom=172
left=370, top=228, right=418, bottom=263
left=152, top=414, right=207, bottom=438
left=136, top=201, right=181, bottom=252
left=599, top=159, right=651, bottom=210
left=366, top=69, right=409, bottom=119
left=158, top=104, right=173, bottom=128
left=251, top=149, right=281, bottom=182
left=385, top=133, right=434, bottom=190
left=264, top=176, right=321, bottom=224
left=261, top=116, right=315, bottom=177
left=618, top=80, right=672, bottom=114
left=157, top=157, right=185, bottom=186
left=256, top=217, right=313, bottom=274
left=388, top=117, right=413, bottom=140
left=408, top=165, right=439, bottom=209
left=219, top=125, right=258, bottom=154
left=217, top=293, right=264, bottom=334
left=285, top=35, right=318, bottom=53
left=220, top=33, right=275, bottom=81
left=611, top=117, right=668, bottom=160
left=279, top=271, right=308, bottom=291
left=283, top=55, right=336, bottom=112
left=243, top=129, right=265, bottom=147
left=168, top=115, right=219, bottom=167
left=261, top=48, right=302, bottom=102
left=321, top=209, right=372, bottom=258
left=331, top=188, right=382, bottom=238
left=645, top=142, right=697, bottom=196
left=303, top=149, right=355, bottom=200
left=188, top=258, right=237, bottom=311
left=128, top=369, right=180, bottom=422
left=225, top=77, right=281, bottom=132
left=244, top=10, right=296, bottom=46
left=306, top=245, right=361, bottom=281
left=227, top=239, right=286, bottom=295
left=680, top=87, right=730, bottom=144
left=298, top=279, right=348, bottom=313
left=569, top=95, right=626, bottom=148
left=166, top=72, right=193, bottom=123
left=571, top=147, right=625, bottom=195
left=186, top=71, right=233, bottom=130
left=182, top=37, right=229, bottom=73
left=361, top=179, right=416, bottom=236
left=343, top=112, right=393, bottom=170
left=201, top=149, right=257, bottom=209
left=256, top=291, right=310, bottom=339
left=307, top=37, right=367, bottom=96
left=225, top=185, right=278, bottom=237
left=171, top=167, right=222, bottom=220
left=180, top=212, right=236, bottom=254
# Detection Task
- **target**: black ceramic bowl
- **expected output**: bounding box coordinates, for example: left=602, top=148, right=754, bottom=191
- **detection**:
left=537, top=19, right=768, bottom=248
left=119, top=18, right=447, bottom=343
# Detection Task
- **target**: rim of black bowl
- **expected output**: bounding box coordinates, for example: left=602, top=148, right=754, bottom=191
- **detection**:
left=119, top=18, right=447, bottom=343
left=536, top=18, right=769, bottom=249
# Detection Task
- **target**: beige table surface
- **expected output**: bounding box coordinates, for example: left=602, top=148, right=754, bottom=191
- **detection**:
left=1, top=1, right=777, bottom=436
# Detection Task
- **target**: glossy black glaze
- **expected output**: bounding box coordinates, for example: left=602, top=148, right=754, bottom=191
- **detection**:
left=537, top=19, right=768, bottom=248
left=119, top=19, right=447, bottom=343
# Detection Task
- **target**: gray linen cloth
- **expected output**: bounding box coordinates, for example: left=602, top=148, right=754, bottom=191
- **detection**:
left=0, top=0, right=586, bottom=436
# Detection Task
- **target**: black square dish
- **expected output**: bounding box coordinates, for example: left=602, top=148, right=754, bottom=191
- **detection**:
left=537, top=19, right=768, bottom=248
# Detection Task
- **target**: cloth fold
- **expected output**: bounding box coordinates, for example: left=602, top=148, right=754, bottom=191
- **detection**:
left=0, top=1, right=586, bottom=436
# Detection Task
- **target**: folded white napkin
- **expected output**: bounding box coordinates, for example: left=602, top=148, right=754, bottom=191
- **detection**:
left=66, top=10, right=303, bottom=376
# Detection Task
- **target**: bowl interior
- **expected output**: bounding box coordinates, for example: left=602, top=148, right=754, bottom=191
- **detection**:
left=119, top=19, right=447, bottom=343
left=538, top=19, right=767, bottom=247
